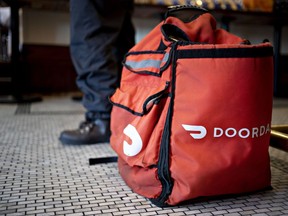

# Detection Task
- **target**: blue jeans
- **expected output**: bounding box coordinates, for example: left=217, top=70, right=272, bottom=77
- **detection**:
left=70, top=0, right=135, bottom=120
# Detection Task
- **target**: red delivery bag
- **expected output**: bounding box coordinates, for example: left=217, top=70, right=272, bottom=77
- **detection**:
left=109, top=5, right=274, bottom=207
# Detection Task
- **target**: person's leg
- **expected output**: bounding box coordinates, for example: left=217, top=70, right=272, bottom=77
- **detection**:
left=59, top=0, right=135, bottom=144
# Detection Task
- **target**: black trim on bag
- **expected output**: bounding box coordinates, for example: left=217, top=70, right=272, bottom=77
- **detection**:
left=150, top=43, right=178, bottom=207
left=177, top=46, right=274, bottom=59
left=109, top=101, right=144, bottom=116
left=109, top=82, right=170, bottom=117
left=126, top=50, right=165, bottom=55
left=143, top=83, right=169, bottom=113
left=123, top=68, right=162, bottom=77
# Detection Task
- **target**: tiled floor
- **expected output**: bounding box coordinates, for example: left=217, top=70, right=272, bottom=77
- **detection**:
left=0, top=95, right=287, bottom=216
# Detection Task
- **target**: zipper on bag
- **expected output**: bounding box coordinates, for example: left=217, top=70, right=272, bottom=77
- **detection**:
left=150, top=43, right=179, bottom=207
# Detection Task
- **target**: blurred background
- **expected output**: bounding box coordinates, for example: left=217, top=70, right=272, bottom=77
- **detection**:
left=0, top=0, right=287, bottom=99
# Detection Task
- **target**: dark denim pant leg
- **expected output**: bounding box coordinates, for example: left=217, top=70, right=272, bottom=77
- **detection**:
left=69, top=0, right=135, bottom=121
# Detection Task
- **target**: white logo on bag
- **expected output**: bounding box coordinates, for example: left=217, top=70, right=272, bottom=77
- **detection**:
left=182, top=124, right=207, bottom=139
left=182, top=124, right=270, bottom=139
left=123, top=124, right=143, bottom=156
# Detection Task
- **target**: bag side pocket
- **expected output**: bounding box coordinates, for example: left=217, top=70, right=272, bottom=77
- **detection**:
left=110, top=79, right=170, bottom=168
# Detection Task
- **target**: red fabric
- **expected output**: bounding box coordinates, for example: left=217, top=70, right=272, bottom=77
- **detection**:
left=110, top=11, right=274, bottom=206
left=163, top=13, right=244, bottom=45
left=118, top=157, right=162, bottom=198
left=168, top=52, right=273, bottom=204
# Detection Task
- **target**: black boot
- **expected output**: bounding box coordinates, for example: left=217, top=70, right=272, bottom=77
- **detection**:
left=59, top=119, right=110, bottom=145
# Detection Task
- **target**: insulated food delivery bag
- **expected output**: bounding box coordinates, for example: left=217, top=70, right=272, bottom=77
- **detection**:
left=109, top=5, right=274, bottom=206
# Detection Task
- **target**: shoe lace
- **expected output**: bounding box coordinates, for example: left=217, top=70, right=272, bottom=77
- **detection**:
left=79, top=121, right=95, bottom=134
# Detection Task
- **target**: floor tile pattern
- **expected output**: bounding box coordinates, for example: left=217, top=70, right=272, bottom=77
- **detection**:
left=0, top=96, right=287, bottom=216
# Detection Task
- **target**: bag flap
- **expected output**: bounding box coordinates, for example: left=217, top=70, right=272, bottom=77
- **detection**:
left=110, top=80, right=169, bottom=116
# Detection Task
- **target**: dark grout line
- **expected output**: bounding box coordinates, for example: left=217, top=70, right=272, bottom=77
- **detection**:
left=15, top=103, right=31, bottom=115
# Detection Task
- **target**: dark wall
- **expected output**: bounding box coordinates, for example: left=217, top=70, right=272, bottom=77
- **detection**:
left=1, top=44, right=287, bottom=97
left=21, top=44, right=78, bottom=94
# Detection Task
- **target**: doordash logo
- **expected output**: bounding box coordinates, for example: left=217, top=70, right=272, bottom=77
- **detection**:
left=182, top=124, right=270, bottom=139
left=123, top=124, right=143, bottom=157
left=182, top=124, right=207, bottom=139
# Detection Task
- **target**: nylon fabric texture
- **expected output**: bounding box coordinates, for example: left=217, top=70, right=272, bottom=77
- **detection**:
left=109, top=5, right=274, bottom=207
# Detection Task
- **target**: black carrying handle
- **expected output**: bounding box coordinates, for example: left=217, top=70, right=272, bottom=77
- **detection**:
left=162, top=5, right=208, bottom=43
left=164, top=5, right=208, bottom=23
left=162, top=5, right=209, bottom=42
